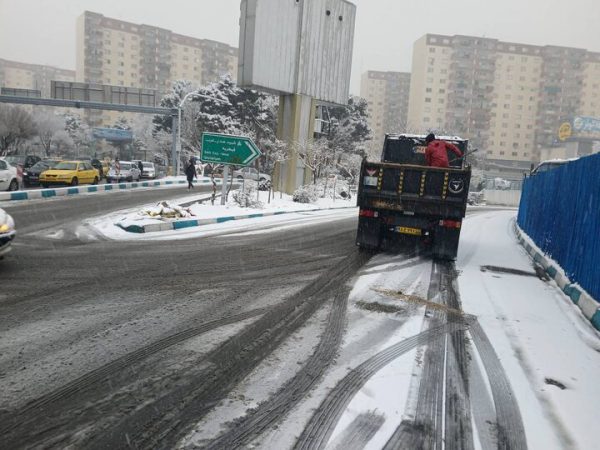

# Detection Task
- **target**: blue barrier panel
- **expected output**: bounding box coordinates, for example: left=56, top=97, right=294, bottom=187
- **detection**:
left=105, top=185, right=113, bottom=191
left=173, top=220, right=199, bottom=230
left=517, top=153, right=600, bottom=300
left=67, top=188, right=79, bottom=195
left=87, top=186, right=98, bottom=192
left=11, top=192, right=28, bottom=200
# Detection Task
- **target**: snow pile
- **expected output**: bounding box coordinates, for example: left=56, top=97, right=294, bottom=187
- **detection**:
left=231, top=182, right=264, bottom=208
left=293, top=185, right=319, bottom=204
left=139, top=201, right=195, bottom=219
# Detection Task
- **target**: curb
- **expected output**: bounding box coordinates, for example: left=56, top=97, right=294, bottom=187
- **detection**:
left=514, top=222, right=600, bottom=332
left=116, top=205, right=357, bottom=234
left=0, top=179, right=221, bottom=202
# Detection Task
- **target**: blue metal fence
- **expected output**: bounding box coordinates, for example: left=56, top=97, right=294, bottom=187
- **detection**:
left=517, top=153, right=600, bottom=300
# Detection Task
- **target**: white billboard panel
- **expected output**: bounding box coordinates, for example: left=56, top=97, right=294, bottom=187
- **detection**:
left=238, top=0, right=356, bottom=105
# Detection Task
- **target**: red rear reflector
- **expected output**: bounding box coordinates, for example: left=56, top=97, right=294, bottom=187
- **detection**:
left=359, top=209, right=378, bottom=218
left=440, top=220, right=461, bottom=229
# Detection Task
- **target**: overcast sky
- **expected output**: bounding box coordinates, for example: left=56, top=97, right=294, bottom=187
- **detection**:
left=1, top=0, right=599, bottom=94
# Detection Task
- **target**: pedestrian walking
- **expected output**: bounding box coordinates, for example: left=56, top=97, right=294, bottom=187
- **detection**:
left=137, top=160, right=144, bottom=176
left=114, top=157, right=121, bottom=181
left=185, top=158, right=197, bottom=189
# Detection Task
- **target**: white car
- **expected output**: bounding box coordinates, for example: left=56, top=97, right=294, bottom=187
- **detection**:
left=0, top=207, right=16, bottom=259
left=233, top=167, right=271, bottom=183
left=106, top=161, right=142, bottom=183
left=141, top=162, right=157, bottom=179
left=0, top=158, right=20, bottom=191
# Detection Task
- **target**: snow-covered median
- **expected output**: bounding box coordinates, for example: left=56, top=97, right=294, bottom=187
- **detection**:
left=87, top=189, right=357, bottom=240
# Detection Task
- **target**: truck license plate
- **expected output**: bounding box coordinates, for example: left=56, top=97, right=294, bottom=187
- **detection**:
left=363, top=176, right=378, bottom=186
left=396, top=226, right=422, bottom=236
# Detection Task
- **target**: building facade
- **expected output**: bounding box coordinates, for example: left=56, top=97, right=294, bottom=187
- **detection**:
left=407, top=34, right=600, bottom=171
left=360, top=71, right=411, bottom=155
left=76, top=11, right=238, bottom=125
left=0, top=58, right=75, bottom=97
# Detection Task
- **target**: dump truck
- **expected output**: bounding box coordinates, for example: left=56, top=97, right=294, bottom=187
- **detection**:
left=356, top=134, right=472, bottom=260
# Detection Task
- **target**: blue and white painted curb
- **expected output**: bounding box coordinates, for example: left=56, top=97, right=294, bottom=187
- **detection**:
left=514, top=222, right=600, bottom=332
left=116, top=205, right=357, bottom=234
left=0, top=179, right=220, bottom=202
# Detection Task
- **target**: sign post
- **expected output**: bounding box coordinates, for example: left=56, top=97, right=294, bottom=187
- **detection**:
left=201, top=132, right=262, bottom=206
left=221, top=166, right=230, bottom=206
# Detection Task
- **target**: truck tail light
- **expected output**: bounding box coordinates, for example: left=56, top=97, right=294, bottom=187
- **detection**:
left=359, top=209, right=378, bottom=218
left=440, top=219, right=461, bottom=229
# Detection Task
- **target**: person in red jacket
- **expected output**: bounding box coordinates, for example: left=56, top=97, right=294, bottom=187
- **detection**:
left=424, top=133, right=463, bottom=168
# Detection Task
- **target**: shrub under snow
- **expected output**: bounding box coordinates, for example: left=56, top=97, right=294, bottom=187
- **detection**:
left=231, top=182, right=264, bottom=208
left=293, top=184, right=319, bottom=203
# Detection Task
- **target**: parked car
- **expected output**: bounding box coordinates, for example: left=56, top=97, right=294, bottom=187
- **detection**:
left=0, top=207, right=16, bottom=259
left=233, top=167, right=272, bottom=189
left=22, top=160, right=61, bottom=187
left=39, top=161, right=99, bottom=187
left=0, top=158, right=20, bottom=191
left=106, top=161, right=141, bottom=183
left=141, top=161, right=157, bottom=179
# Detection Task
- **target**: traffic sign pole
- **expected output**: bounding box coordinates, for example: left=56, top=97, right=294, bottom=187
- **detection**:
left=221, top=165, right=229, bottom=206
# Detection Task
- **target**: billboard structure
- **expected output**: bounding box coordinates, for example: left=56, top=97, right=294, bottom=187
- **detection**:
left=239, top=0, right=356, bottom=105
left=238, top=0, right=357, bottom=192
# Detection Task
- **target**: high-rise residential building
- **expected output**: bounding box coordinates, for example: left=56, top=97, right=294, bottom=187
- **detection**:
left=0, top=58, right=75, bottom=97
left=76, top=11, right=238, bottom=125
left=360, top=71, right=411, bottom=155
left=407, top=34, right=600, bottom=172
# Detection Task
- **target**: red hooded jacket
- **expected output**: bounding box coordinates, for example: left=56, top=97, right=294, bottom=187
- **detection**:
left=425, top=140, right=463, bottom=168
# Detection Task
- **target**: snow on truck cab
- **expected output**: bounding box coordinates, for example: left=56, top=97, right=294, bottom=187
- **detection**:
left=356, top=134, right=471, bottom=260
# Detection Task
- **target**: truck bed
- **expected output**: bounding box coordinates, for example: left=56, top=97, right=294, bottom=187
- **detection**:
left=358, top=161, right=471, bottom=219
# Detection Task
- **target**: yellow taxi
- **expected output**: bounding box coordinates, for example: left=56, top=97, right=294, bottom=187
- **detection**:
left=39, top=160, right=100, bottom=187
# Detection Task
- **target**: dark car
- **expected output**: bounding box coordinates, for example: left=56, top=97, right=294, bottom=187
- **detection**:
left=4, top=155, right=42, bottom=170
left=22, top=160, right=61, bottom=187
left=90, top=158, right=105, bottom=179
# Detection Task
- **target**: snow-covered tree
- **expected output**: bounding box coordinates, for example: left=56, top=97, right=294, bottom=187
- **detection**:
left=0, top=105, right=36, bottom=155
left=63, top=113, right=92, bottom=153
left=33, top=109, right=66, bottom=156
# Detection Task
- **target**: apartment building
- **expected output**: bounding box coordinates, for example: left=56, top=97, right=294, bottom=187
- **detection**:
left=407, top=34, right=600, bottom=169
left=360, top=71, right=411, bottom=155
left=0, top=58, right=75, bottom=97
left=76, top=11, right=238, bottom=125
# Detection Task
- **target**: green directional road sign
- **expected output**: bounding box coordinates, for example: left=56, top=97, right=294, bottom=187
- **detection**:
left=201, top=132, right=262, bottom=166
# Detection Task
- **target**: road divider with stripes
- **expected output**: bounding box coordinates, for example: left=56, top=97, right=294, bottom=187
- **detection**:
left=515, top=222, right=600, bottom=332
left=0, top=178, right=221, bottom=202
left=116, top=205, right=358, bottom=234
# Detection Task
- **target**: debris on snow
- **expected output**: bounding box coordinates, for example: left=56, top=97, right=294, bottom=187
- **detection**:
left=139, top=201, right=195, bottom=219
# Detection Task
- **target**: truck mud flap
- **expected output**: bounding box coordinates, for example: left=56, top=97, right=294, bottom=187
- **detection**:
left=432, top=227, right=461, bottom=261
left=356, top=217, right=381, bottom=250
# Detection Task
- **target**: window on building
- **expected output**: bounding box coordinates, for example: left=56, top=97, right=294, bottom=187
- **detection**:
left=429, top=47, right=436, bottom=53
left=425, top=97, right=432, bottom=103
left=427, top=68, right=434, bottom=73
left=512, top=152, right=518, bottom=156
left=438, top=98, right=445, bottom=104
left=439, top=89, right=445, bottom=93
left=426, top=87, right=432, bottom=93
left=500, top=150, right=505, bottom=155
left=424, top=117, right=431, bottom=122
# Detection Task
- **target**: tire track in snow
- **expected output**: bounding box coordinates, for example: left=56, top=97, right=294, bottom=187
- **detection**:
left=200, top=254, right=428, bottom=449
left=202, top=284, right=352, bottom=449
left=384, top=261, right=473, bottom=450
left=329, top=410, right=386, bottom=450
left=84, top=251, right=370, bottom=450
left=292, top=321, right=469, bottom=450
left=469, top=320, right=528, bottom=450
left=0, top=305, right=271, bottom=443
